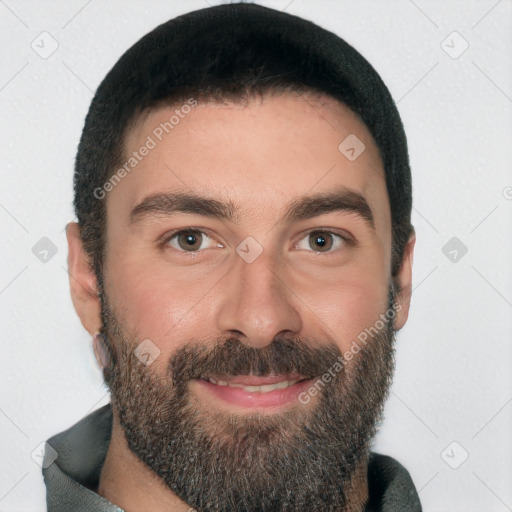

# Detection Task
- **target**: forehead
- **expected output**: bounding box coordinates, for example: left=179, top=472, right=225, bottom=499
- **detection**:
left=109, top=92, right=388, bottom=231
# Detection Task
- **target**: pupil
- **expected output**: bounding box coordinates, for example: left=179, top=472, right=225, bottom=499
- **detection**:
left=311, top=232, right=331, bottom=251
left=181, top=232, right=200, bottom=249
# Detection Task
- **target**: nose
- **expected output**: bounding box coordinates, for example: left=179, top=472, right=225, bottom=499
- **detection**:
left=215, top=249, right=302, bottom=349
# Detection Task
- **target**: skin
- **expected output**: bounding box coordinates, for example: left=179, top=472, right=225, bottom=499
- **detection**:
left=66, top=92, right=415, bottom=511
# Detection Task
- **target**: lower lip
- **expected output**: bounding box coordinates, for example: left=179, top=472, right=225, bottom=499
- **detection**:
left=194, top=378, right=316, bottom=410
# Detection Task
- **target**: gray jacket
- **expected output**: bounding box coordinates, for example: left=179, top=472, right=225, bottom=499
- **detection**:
left=42, top=404, right=422, bottom=511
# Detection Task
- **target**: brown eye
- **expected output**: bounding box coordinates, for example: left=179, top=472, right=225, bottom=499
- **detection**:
left=296, top=230, right=346, bottom=253
left=176, top=231, right=203, bottom=251
left=165, top=230, right=218, bottom=252
left=309, top=232, right=333, bottom=252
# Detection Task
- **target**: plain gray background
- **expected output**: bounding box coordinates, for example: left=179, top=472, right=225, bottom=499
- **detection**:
left=1, top=1, right=511, bottom=510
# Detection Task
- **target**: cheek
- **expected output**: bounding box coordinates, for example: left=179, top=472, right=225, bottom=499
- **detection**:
left=308, top=266, right=389, bottom=354
left=105, top=258, right=217, bottom=360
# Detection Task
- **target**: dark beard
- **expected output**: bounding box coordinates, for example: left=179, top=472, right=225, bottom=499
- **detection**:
left=100, top=292, right=397, bottom=512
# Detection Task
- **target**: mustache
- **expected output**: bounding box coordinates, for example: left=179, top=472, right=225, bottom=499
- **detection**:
left=167, top=336, right=343, bottom=384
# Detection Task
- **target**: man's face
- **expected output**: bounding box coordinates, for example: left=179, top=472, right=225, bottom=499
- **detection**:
left=96, top=93, right=407, bottom=510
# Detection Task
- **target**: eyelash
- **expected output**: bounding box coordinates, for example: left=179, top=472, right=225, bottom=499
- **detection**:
left=160, top=228, right=353, bottom=255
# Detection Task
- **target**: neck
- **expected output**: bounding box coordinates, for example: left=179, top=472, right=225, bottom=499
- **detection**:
left=342, top=452, right=370, bottom=512
left=98, top=419, right=370, bottom=512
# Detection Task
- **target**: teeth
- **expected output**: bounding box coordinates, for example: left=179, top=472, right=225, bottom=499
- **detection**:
left=208, top=377, right=299, bottom=393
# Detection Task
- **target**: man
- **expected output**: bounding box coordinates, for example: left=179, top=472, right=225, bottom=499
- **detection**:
left=43, top=2, right=420, bottom=511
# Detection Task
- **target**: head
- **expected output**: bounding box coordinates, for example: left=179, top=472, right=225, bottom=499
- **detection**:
left=67, top=3, right=415, bottom=511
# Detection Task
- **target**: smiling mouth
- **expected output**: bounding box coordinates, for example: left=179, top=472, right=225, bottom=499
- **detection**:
left=195, top=373, right=315, bottom=409
left=206, top=376, right=305, bottom=393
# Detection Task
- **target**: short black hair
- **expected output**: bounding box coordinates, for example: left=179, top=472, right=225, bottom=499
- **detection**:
left=73, top=2, right=413, bottom=290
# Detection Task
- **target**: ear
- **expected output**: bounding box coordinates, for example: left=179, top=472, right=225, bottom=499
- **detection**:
left=66, top=222, right=101, bottom=335
left=393, top=231, right=416, bottom=331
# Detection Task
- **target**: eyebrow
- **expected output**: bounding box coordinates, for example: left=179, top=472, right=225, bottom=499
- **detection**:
left=129, top=186, right=375, bottom=230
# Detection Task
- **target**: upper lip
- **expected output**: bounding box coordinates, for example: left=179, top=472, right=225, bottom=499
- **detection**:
left=202, top=374, right=310, bottom=386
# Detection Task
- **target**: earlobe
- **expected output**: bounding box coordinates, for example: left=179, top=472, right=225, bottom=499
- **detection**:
left=66, top=222, right=102, bottom=335
left=393, top=231, right=416, bottom=331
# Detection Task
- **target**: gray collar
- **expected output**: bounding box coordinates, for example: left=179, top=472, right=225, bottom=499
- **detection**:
left=42, top=404, right=422, bottom=512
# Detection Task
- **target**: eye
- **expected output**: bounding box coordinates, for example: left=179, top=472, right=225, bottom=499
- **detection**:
left=163, top=229, right=223, bottom=252
left=295, top=230, right=348, bottom=253
left=162, top=228, right=351, bottom=254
